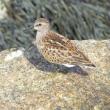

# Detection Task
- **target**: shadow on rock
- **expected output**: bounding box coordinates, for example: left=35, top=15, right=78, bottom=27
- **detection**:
left=24, top=44, right=88, bottom=76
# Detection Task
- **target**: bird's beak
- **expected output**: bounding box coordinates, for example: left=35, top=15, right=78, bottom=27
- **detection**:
left=23, top=25, right=33, bottom=32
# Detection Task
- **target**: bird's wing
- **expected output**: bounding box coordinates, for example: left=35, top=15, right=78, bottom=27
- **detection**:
left=43, top=32, right=75, bottom=51
left=42, top=31, right=92, bottom=65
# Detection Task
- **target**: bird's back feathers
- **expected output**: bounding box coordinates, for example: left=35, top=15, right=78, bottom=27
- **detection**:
left=36, top=31, right=95, bottom=66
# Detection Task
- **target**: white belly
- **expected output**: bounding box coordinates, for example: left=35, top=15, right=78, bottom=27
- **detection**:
left=63, top=64, right=75, bottom=68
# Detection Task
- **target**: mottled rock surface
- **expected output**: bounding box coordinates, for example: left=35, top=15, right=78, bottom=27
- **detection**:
left=0, top=40, right=110, bottom=110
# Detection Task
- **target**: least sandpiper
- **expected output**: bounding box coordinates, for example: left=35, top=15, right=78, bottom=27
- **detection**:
left=34, top=18, right=95, bottom=67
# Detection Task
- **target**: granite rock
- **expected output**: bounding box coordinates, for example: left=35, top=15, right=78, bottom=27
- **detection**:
left=0, top=40, right=110, bottom=110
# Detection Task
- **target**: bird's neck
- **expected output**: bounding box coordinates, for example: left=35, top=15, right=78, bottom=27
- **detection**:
left=37, top=29, right=48, bottom=35
left=36, top=30, right=49, bottom=47
left=36, top=30, right=48, bottom=39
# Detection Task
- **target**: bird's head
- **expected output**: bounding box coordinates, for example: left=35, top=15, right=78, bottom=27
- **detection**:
left=34, top=18, right=50, bottom=32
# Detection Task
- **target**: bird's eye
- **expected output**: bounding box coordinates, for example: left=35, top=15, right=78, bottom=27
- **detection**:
left=35, top=23, right=42, bottom=27
left=38, top=23, right=41, bottom=26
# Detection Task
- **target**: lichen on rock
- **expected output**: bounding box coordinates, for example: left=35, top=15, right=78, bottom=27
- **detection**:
left=0, top=40, right=110, bottom=110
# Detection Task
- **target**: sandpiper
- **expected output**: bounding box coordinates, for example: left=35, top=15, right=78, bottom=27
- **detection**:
left=34, top=18, right=95, bottom=68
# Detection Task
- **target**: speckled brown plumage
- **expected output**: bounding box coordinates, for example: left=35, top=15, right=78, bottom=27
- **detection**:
left=34, top=18, right=95, bottom=67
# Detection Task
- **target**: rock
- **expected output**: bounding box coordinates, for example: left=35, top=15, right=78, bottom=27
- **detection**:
left=0, top=40, right=110, bottom=110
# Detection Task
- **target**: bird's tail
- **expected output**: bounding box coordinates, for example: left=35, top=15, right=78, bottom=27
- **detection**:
left=84, top=63, right=96, bottom=67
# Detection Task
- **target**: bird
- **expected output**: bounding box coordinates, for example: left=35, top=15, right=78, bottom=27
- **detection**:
left=34, top=18, right=95, bottom=68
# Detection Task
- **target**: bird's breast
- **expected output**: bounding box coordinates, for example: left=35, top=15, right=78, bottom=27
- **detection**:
left=36, top=34, right=45, bottom=53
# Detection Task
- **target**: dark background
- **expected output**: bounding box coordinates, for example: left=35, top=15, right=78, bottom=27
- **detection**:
left=0, top=0, right=110, bottom=51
